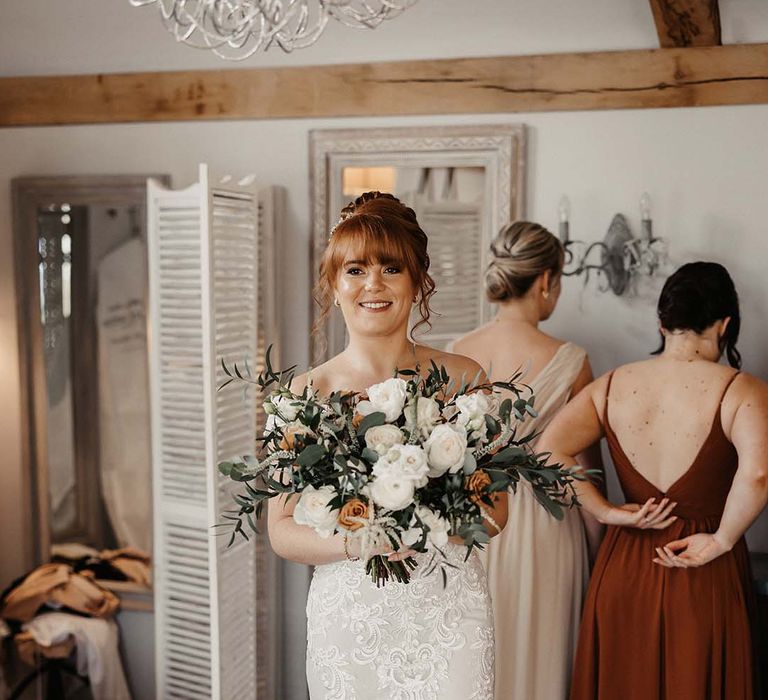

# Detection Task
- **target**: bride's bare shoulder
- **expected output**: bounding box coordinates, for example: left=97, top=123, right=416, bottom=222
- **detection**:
left=417, top=344, right=487, bottom=383
left=289, top=372, right=310, bottom=394
left=289, top=357, right=339, bottom=396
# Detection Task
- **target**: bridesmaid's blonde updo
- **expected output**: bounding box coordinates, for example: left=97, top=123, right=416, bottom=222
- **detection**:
left=314, top=191, right=436, bottom=336
left=485, top=221, right=564, bottom=302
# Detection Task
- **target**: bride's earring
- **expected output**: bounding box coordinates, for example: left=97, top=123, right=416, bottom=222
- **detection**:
left=333, top=298, right=340, bottom=307
left=542, top=289, right=550, bottom=300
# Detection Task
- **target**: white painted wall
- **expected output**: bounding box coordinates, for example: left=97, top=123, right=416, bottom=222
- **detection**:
left=2, top=106, right=767, bottom=571
left=2, top=3, right=768, bottom=697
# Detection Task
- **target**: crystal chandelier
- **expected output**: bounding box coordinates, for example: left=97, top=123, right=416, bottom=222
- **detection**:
left=130, top=0, right=419, bottom=58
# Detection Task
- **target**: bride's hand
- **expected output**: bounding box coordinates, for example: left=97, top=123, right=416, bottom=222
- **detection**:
left=604, top=497, right=678, bottom=530
left=653, top=532, right=731, bottom=568
left=387, top=548, right=417, bottom=562
left=351, top=538, right=416, bottom=561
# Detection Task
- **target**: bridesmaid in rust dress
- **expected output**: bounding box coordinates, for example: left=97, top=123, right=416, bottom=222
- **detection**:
left=540, top=262, right=768, bottom=700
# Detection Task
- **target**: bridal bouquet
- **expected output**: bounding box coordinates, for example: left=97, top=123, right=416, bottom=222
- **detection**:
left=218, top=351, right=581, bottom=586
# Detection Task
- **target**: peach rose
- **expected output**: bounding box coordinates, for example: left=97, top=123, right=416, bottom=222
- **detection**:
left=352, top=412, right=366, bottom=430
left=279, top=425, right=314, bottom=451
left=466, top=469, right=492, bottom=505
left=338, top=498, right=369, bottom=531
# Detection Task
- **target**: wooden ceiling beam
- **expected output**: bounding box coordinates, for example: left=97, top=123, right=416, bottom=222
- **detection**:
left=648, top=0, right=722, bottom=48
left=1, top=42, right=767, bottom=128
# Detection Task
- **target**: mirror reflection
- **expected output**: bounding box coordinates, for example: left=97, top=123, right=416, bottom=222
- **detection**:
left=39, top=202, right=152, bottom=564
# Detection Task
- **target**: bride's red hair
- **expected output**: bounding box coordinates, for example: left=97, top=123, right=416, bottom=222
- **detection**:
left=314, top=192, right=436, bottom=340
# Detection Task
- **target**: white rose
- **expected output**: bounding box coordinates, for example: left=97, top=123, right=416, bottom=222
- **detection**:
left=372, top=444, right=429, bottom=487
left=455, top=392, right=498, bottom=439
left=365, top=424, right=405, bottom=453
left=357, top=378, right=408, bottom=422
left=425, top=424, right=468, bottom=477
left=402, top=506, right=450, bottom=549
left=413, top=396, right=441, bottom=436
left=265, top=393, right=301, bottom=432
left=293, top=485, right=338, bottom=538
left=369, top=473, right=416, bottom=511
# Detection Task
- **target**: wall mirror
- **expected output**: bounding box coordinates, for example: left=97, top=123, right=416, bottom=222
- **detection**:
left=310, top=125, right=526, bottom=363
left=12, top=175, right=169, bottom=599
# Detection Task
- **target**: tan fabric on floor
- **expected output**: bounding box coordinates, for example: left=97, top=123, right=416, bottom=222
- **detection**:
left=479, top=342, right=589, bottom=700
left=2, top=564, right=119, bottom=623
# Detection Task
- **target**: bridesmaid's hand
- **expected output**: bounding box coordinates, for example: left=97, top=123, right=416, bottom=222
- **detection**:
left=604, top=497, right=678, bottom=530
left=653, top=533, right=731, bottom=568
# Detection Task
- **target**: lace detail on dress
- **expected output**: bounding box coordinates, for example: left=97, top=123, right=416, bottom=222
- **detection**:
left=306, top=544, right=494, bottom=700
left=470, top=624, right=495, bottom=700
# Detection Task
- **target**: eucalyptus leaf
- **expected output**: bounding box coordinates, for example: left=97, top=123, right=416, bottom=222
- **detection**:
left=361, top=447, right=380, bottom=464
left=357, top=411, right=386, bottom=435
left=297, top=443, right=326, bottom=467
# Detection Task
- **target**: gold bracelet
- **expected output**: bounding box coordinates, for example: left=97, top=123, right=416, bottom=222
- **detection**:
left=343, top=533, right=360, bottom=562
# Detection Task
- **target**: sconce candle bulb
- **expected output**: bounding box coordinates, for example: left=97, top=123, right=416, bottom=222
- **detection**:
left=640, top=191, right=652, bottom=240
left=558, top=195, right=570, bottom=243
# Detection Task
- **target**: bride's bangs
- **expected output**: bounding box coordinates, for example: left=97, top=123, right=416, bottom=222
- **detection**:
left=328, top=214, right=416, bottom=279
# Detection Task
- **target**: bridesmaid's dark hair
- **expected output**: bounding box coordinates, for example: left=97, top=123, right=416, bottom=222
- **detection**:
left=652, top=261, right=741, bottom=368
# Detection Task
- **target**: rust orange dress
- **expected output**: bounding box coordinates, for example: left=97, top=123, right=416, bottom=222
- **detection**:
left=571, top=371, right=757, bottom=700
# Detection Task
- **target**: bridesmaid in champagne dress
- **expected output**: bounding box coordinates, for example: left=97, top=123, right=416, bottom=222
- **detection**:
left=452, top=221, right=604, bottom=700
left=540, top=262, right=768, bottom=699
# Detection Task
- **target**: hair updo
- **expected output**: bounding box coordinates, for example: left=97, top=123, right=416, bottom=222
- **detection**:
left=314, top=191, right=436, bottom=338
left=651, top=261, right=742, bottom=368
left=485, top=221, right=565, bottom=303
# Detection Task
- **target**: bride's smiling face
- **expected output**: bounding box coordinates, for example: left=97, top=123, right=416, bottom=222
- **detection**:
left=335, top=250, right=416, bottom=338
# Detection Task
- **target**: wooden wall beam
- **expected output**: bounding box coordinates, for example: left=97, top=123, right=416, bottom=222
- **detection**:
left=648, top=0, right=721, bottom=48
left=1, top=42, right=767, bottom=128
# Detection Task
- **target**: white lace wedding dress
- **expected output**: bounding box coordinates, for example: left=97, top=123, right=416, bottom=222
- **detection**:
left=306, top=541, right=494, bottom=699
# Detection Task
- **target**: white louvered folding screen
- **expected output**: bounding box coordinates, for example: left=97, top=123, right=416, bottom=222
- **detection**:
left=148, top=164, right=258, bottom=700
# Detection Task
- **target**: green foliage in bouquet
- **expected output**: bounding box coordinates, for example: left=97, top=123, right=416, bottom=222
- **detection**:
left=217, top=346, right=585, bottom=586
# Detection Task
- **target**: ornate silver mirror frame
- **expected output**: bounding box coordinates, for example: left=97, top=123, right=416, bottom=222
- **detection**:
left=309, top=124, right=526, bottom=365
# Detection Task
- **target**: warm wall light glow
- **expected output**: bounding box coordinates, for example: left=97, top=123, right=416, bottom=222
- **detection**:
left=61, top=233, right=72, bottom=319
left=342, top=167, right=397, bottom=198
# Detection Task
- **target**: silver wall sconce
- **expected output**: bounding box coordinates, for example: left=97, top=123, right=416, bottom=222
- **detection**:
left=558, top=193, right=667, bottom=295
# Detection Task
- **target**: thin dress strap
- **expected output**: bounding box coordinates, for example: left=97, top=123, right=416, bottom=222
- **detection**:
left=603, top=371, right=616, bottom=425
left=719, top=370, right=741, bottom=406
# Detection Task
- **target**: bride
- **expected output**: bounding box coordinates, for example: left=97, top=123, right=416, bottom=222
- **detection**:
left=268, top=192, right=506, bottom=700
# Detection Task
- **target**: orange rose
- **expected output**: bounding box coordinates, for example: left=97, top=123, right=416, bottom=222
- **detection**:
left=352, top=412, right=366, bottom=430
left=466, top=469, right=492, bottom=505
left=279, top=425, right=313, bottom=451
left=338, top=498, right=369, bottom=531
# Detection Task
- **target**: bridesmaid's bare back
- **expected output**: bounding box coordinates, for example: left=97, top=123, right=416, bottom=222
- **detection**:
left=452, top=320, right=568, bottom=385
left=605, top=358, right=751, bottom=493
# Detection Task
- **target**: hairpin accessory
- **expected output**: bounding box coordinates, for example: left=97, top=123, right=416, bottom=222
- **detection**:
left=329, top=216, right=345, bottom=241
